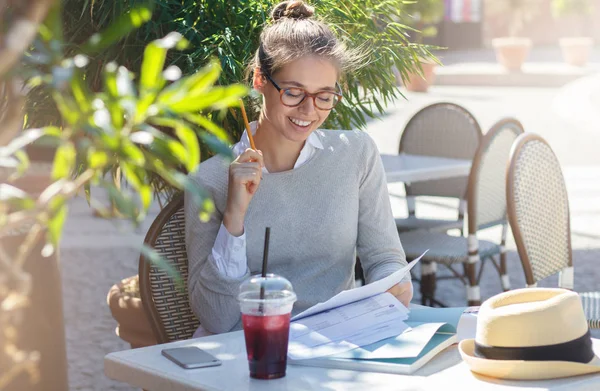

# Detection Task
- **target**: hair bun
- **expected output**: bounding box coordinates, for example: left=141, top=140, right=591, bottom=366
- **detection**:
left=271, top=1, right=315, bottom=22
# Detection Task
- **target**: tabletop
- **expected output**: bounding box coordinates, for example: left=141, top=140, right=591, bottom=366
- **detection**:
left=105, top=331, right=600, bottom=391
left=381, top=153, right=471, bottom=183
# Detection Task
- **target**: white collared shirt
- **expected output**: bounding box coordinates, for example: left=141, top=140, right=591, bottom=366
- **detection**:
left=211, top=121, right=324, bottom=277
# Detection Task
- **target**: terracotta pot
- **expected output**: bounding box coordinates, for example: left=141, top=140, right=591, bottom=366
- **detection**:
left=402, top=62, right=437, bottom=93
left=559, top=37, right=594, bottom=67
left=492, top=37, right=532, bottom=71
left=107, top=275, right=157, bottom=349
left=0, top=163, right=69, bottom=391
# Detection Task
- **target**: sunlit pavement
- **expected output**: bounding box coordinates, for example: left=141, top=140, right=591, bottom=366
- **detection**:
left=59, top=80, right=599, bottom=389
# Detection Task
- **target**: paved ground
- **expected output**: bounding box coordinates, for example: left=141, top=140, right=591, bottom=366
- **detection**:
left=59, top=77, right=600, bottom=389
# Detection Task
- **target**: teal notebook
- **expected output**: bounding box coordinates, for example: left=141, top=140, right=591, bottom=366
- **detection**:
left=288, top=306, right=467, bottom=375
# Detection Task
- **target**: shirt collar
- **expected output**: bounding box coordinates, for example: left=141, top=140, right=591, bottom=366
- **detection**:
left=237, top=121, right=324, bottom=153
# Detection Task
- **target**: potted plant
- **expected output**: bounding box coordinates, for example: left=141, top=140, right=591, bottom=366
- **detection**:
left=551, top=0, right=595, bottom=67
left=398, top=0, right=445, bottom=92
left=1, top=3, right=245, bottom=389
left=487, top=0, right=544, bottom=71
left=107, top=275, right=157, bottom=348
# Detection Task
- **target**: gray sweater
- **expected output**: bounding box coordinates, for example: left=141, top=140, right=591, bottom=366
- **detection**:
left=185, top=129, right=408, bottom=334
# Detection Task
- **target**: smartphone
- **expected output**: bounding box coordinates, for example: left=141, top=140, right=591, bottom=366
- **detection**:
left=161, top=347, right=222, bottom=369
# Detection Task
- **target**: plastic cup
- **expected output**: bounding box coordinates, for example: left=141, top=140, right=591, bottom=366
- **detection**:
left=238, top=274, right=296, bottom=379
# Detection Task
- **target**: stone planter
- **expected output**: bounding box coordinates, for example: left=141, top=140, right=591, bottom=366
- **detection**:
left=492, top=37, right=532, bottom=71
left=107, top=275, right=157, bottom=349
left=559, top=37, right=594, bottom=67
left=400, top=61, right=437, bottom=93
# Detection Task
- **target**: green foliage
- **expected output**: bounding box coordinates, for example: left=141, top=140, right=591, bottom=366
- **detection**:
left=25, top=0, right=437, bottom=140
left=551, top=0, right=595, bottom=18
left=2, top=3, right=246, bottom=261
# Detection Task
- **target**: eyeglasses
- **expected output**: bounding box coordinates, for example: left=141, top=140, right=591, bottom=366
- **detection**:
left=264, top=73, right=343, bottom=111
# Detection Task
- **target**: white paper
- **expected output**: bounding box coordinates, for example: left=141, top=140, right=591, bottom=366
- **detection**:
left=288, top=292, right=410, bottom=360
left=292, top=252, right=426, bottom=322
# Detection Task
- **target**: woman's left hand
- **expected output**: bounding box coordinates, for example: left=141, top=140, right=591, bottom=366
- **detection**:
left=386, top=281, right=413, bottom=308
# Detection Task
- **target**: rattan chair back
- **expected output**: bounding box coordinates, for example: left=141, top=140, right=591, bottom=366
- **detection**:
left=506, top=133, right=573, bottom=286
left=467, top=118, right=524, bottom=234
left=139, top=194, right=200, bottom=343
left=399, top=102, right=482, bottom=199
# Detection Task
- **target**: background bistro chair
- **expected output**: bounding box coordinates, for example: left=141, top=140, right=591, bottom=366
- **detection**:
left=506, top=133, right=600, bottom=328
left=395, top=102, right=482, bottom=234
left=139, top=193, right=200, bottom=343
left=399, top=118, right=524, bottom=306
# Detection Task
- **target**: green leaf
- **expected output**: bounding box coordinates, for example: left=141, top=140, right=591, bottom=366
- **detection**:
left=120, top=141, right=145, bottom=166
left=200, top=133, right=234, bottom=161
left=104, top=182, right=137, bottom=218
left=174, top=124, right=200, bottom=173
left=52, top=143, right=76, bottom=180
left=88, top=149, right=109, bottom=169
left=157, top=60, right=221, bottom=105
left=140, top=185, right=152, bottom=210
left=173, top=173, right=214, bottom=222
left=82, top=5, right=153, bottom=55
left=48, top=204, right=68, bottom=246
left=140, top=32, right=187, bottom=95
left=70, top=70, right=92, bottom=113
left=140, top=244, right=184, bottom=291
left=184, top=114, right=231, bottom=143
left=120, top=161, right=142, bottom=190
left=13, top=150, right=30, bottom=178
left=167, top=85, right=248, bottom=113
left=84, top=182, right=91, bottom=206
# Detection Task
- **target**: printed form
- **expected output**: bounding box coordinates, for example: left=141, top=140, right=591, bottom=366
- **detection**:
left=287, top=252, right=427, bottom=360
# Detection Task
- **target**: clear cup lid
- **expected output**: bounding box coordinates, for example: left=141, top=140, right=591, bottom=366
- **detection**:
left=238, top=273, right=297, bottom=304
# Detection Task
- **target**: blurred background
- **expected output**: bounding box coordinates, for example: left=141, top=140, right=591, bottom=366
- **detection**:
left=1, top=1, right=599, bottom=390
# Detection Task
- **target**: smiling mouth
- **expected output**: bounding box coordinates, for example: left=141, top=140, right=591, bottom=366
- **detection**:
left=289, top=117, right=313, bottom=128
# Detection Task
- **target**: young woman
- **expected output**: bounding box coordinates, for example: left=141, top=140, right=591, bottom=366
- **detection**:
left=185, top=0, right=412, bottom=335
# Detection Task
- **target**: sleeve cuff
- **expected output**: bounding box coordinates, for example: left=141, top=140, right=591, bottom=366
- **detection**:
left=211, top=223, right=248, bottom=278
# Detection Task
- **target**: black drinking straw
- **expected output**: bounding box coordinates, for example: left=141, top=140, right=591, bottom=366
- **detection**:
left=258, top=227, right=270, bottom=312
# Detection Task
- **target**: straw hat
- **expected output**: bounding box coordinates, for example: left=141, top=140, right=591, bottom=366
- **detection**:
left=459, top=288, right=600, bottom=380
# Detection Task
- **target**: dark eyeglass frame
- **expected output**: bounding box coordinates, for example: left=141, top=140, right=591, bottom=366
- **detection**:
left=264, top=73, right=343, bottom=111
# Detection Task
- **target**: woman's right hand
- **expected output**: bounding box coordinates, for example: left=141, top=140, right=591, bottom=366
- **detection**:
left=223, top=148, right=264, bottom=236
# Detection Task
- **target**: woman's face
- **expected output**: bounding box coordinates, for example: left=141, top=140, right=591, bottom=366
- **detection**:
left=256, top=55, right=338, bottom=143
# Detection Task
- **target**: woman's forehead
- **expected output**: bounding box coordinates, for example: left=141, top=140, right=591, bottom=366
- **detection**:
left=274, top=56, right=338, bottom=88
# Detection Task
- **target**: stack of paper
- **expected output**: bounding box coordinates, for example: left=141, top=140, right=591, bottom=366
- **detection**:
left=288, top=293, right=410, bottom=360
left=287, top=254, right=425, bottom=360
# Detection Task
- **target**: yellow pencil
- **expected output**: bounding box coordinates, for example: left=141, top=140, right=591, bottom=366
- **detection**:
left=239, top=99, right=256, bottom=150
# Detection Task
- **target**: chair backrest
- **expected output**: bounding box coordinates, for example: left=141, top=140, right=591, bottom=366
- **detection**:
left=467, top=118, right=524, bottom=234
left=399, top=102, right=482, bottom=199
left=506, top=133, right=573, bottom=287
left=139, top=193, right=200, bottom=344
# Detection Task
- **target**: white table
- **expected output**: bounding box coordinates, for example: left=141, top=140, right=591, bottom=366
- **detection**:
left=381, top=153, right=471, bottom=183
left=105, top=331, right=600, bottom=391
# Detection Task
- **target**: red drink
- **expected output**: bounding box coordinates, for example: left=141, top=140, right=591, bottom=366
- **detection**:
left=242, top=313, right=291, bottom=379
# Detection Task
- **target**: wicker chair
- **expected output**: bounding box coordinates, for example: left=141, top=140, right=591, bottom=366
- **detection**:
left=395, top=102, right=483, bottom=234
left=506, top=133, right=600, bottom=328
left=139, top=194, right=200, bottom=343
left=400, top=118, right=524, bottom=306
